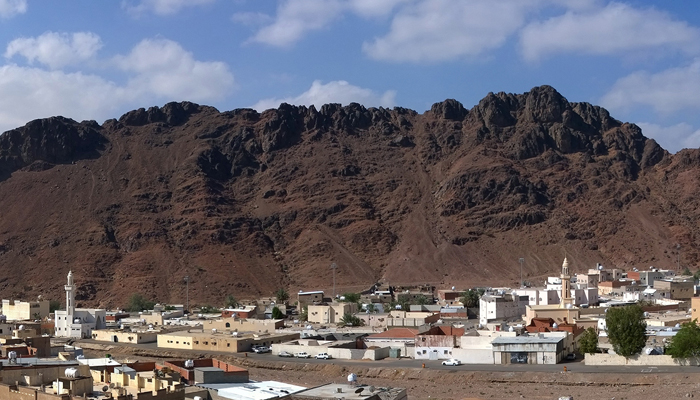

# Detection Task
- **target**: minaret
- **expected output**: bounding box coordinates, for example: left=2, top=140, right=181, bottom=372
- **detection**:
left=559, top=258, right=573, bottom=308
left=65, top=271, right=75, bottom=317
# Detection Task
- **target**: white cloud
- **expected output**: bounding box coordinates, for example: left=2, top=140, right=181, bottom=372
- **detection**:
left=601, top=60, right=700, bottom=115
left=252, top=80, right=396, bottom=111
left=0, top=35, right=234, bottom=134
left=231, top=11, right=273, bottom=27
left=123, top=0, right=215, bottom=16
left=0, top=65, right=124, bottom=132
left=245, top=0, right=406, bottom=47
left=362, top=0, right=536, bottom=63
left=5, top=32, right=103, bottom=69
left=247, top=0, right=346, bottom=47
left=637, top=122, right=700, bottom=153
left=520, top=2, right=700, bottom=62
left=114, top=38, right=234, bottom=102
left=0, top=0, right=26, bottom=19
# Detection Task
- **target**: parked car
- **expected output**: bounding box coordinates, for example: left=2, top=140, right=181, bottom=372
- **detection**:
left=294, top=352, right=311, bottom=358
left=316, top=353, right=332, bottom=359
left=442, top=358, right=461, bottom=366
left=278, top=351, right=293, bottom=357
left=566, top=353, right=576, bottom=360
left=253, top=346, right=270, bottom=353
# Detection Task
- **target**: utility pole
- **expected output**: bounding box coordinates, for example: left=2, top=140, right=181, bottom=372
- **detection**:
left=184, top=275, right=190, bottom=313
left=677, top=243, right=681, bottom=270
left=331, top=263, right=338, bottom=298
left=519, top=258, right=525, bottom=288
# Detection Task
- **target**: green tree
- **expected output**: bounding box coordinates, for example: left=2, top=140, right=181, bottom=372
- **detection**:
left=666, top=319, right=700, bottom=358
left=694, top=269, right=700, bottom=283
left=461, top=289, right=480, bottom=308
left=224, top=294, right=237, bottom=309
left=341, top=293, right=361, bottom=303
left=299, top=306, right=308, bottom=322
left=606, top=305, right=647, bottom=357
left=275, top=288, right=290, bottom=304
left=271, top=306, right=285, bottom=319
left=126, top=293, right=155, bottom=312
left=339, top=313, right=363, bottom=327
left=579, top=327, right=599, bottom=354
left=682, top=267, right=692, bottom=276
left=415, top=295, right=430, bottom=305
left=49, top=300, right=61, bottom=313
left=365, top=303, right=376, bottom=313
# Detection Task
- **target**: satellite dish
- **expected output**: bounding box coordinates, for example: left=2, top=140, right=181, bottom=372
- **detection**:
left=109, top=383, right=116, bottom=388
left=451, top=286, right=455, bottom=291
left=102, top=386, right=109, bottom=393
left=355, top=388, right=364, bottom=394
left=369, top=386, right=375, bottom=393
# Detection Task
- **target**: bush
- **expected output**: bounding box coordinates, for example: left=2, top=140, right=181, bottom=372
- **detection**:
left=579, top=327, right=599, bottom=354
left=126, top=294, right=155, bottom=312
left=271, top=306, right=285, bottom=319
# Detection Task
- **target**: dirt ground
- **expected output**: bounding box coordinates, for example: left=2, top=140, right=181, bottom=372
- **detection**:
left=86, top=345, right=700, bottom=400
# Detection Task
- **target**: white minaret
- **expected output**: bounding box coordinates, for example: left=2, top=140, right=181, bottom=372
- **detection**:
left=559, top=258, right=572, bottom=309
left=65, top=270, right=75, bottom=317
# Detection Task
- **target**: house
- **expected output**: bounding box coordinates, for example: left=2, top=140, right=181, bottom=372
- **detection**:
left=386, top=310, right=439, bottom=327
left=597, top=280, right=630, bottom=296
left=513, top=288, right=598, bottom=307
left=654, top=278, right=694, bottom=300
left=163, top=359, right=248, bottom=384
left=491, top=332, right=568, bottom=364
left=363, top=328, right=418, bottom=357
left=91, top=329, right=159, bottom=344
left=203, top=317, right=285, bottom=332
left=452, top=330, right=517, bottom=364
left=292, top=383, right=407, bottom=400
left=54, top=271, right=106, bottom=338
left=195, top=380, right=306, bottom=400
left=1, top=299, right=49, bottom=321
left=297, top=291, right=324, bottom=308
left=357, top=312, right=389, bottom=329
left=414, top=326, right=465, bottom=360
left=157, top=330, right=299, bottom=353
left=307, top=303, right=358, bottom=324
left=221, top=305, right=258, bottom=319
left=436, top=290, right=463, bottom=306
left=479, top=293, right=528, bottom=325
left=525, top=304, right=580, bottom=325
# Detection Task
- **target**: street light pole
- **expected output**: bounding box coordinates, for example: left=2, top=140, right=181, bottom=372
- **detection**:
left=331, top=263, right=337, bottom=298
left=184, top=275, right=190, bottom=313
left=519, top=258, right=525, bottom=288
left=677, top=244, right=681, bottom=270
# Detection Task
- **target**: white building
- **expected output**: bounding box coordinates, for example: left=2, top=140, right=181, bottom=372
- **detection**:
left=55, top=271, right=106, bottom=338
left=479, top=293, right=528, bottom=325
left=513, top=287, right=598, bottom=307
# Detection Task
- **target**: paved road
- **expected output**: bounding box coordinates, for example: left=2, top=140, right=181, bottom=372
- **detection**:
left=74, top=339, right=700, bottom=375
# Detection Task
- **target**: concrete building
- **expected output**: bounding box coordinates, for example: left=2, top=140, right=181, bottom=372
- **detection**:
left=627, top=270, right=666, bottom=287
left=451, top=330, right=517, bottom=364
left=514, top=287, right=598, bottom=307
left=654, top=279, right=694, bottom=300
left=436, top=290, right=463, bottom=306
left=297, top=291, right=324, bottom=308
left=525, top=305, right=580, bottom=326
left=491, top=332, right=568, bottom=364
left=307, top=303, right=358, bottom=324
left=91, top=329, right=159, bottom=344
left=363, top=328, right=418, bottom=357
left=163, top=359, right=248, bottom=385
left=1, top=299, right=49, bottom=321
left=414, top=326, right=465, bottom=360
left=479, top=293, right=528, bottom=325
left=54, top=271, right=106, bottom=338
left=387, top=310, right=440, bottom=327
left=293, top=383, right=407, bottom=400
left=157, top=330, right=299, bottom=353
left=576, top=272, right=599, bottom=289
left=203, top=317, right=285, bottom=332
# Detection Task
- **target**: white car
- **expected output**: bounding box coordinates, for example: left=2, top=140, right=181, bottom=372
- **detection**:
left=316, top=353, right=332, bottom=359
left=294, top=352, right=311, bottom=358
left=442, top=358, right=461, bottom=366
left=253, top=346, right=270, bottom=353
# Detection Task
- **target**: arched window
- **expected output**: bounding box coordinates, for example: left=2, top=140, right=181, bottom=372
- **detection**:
left=225, top=322, right=230, bottom=328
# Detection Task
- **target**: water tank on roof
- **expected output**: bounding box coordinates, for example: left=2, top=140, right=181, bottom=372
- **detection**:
left=184, top=360, right=194, bottom=368
left=675, top=323, right=681, bottom=328
left=65, top=368, right=78, bottom=379
left=17, top=325, right=24, bottom=330
left=552, top=323, right=558, bottom=329
left=644, top=312, right=649, bottom=317
left=451, top=286, right=455, bottom=291
left=508, top=326, right=514, bottom=332
left=347, top=373, right=357, bottom=383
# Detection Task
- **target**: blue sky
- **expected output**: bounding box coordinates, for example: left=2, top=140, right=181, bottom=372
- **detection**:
left=1, top=0, right=700, bottom=152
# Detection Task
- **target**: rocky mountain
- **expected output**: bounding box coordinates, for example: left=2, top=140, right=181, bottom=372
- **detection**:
left=0, top=86, right=697, bottom=308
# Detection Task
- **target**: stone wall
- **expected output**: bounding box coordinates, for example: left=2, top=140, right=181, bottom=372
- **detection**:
left=585, top=353, right=700, bottom=366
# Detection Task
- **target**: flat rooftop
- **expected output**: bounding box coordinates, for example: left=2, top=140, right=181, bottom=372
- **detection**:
left=295, top=384, right=406, bottom=400
left=197, top=380, right=306, bottom=400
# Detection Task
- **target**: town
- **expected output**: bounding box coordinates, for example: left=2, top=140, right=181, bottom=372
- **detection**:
left=0, top=258, right=697, bottom=399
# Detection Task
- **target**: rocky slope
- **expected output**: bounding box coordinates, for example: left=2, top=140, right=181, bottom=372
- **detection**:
left=0, top=86, right=696, bottom=308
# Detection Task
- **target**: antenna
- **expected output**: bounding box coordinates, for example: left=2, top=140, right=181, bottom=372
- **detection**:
left=330, top=263, right=338, bottom=298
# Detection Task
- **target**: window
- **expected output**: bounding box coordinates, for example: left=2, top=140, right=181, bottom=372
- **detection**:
left=225, top=322, right=230, bottom=328
left=227, top=343, right=230, bottom=347
left=444, top=350, right=448, bottom=355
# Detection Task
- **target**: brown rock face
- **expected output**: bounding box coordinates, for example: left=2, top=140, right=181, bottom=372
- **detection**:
left=0, top=86, right=695, bottom=308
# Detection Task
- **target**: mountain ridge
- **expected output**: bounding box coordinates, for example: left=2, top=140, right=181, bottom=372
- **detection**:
left=0, top=85, right=696, bottom=308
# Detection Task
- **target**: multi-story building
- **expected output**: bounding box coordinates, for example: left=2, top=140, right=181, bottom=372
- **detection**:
left=653, top=278, right=694, bottom=300
left=1, top=299, right=49, bottom=321
left=479, top=293, right=528, bottom=325
left=307, top=303, right=357, bottom=324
